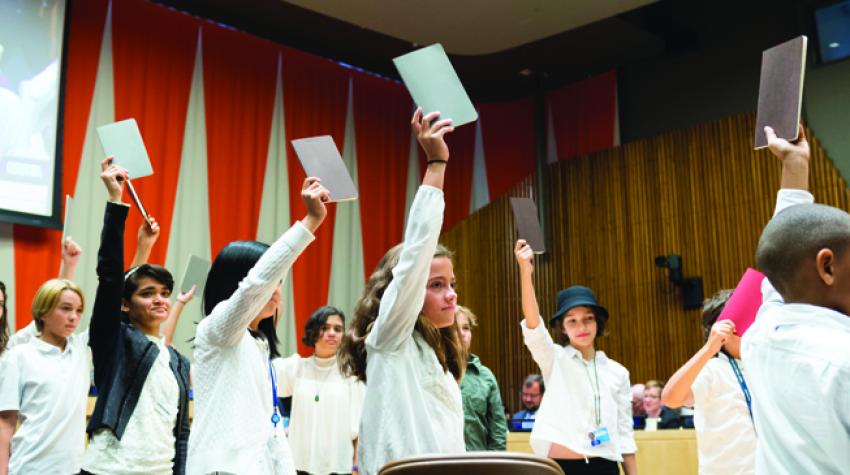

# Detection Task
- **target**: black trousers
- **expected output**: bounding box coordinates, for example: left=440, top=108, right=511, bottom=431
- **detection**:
left=553, top=457, right=619, bottom=475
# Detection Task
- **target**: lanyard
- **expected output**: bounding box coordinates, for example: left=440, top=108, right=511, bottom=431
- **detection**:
left=268, top=359, right=282, bottom=429
left=582, top=353, right=601, bottom=427
left=726, top=355, right=754, bottom=424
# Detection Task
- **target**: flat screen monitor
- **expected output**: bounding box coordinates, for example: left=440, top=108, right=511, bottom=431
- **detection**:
left=815, top=1, right=850, bottom=64
left=0, top=0, right=69, bottom=228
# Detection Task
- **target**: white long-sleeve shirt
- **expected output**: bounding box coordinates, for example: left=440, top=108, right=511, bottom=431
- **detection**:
left=742, top=188, right=850, bottom=475
left=358, top=185, right=465, bottom=475
left=187, top=221, right=314, bottom=475
left=521, top=320, right=636, bottom=462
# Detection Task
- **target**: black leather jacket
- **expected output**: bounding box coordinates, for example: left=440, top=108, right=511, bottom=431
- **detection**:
left=87, top=202, right=191, bottom=474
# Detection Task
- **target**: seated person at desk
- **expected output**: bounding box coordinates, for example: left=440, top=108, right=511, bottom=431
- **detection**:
left=510, top=374, right=543, bottom=430
left=637, top=380, right=680, bottom=429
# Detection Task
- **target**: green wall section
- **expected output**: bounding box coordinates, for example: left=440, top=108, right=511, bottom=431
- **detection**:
left=806, top=59, right=850, bottom=182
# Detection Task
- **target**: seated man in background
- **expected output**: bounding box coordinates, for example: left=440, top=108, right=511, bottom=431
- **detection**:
left=641, top=380, right=681, bottom=429
left=510, top=374, right=543, bottom=430
left=631, top=384, right=646, bottom=418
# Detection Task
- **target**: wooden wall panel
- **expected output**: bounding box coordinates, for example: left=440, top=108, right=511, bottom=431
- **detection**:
left=441, top=113, right=849, bottom=414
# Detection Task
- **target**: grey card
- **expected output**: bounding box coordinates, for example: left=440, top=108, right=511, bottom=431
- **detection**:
left=510, top=197, right=546, bottom=254
left=754, top=36, right=807, bottom=149
left=61, top=195, right=73, bottom=243
left=180, top=255, right=211, bottom=295
left=291, top=135, right=358, bottom=202
left=393, top=43, right=478, bottom=127
left=96, top=118, right=154, bottom=179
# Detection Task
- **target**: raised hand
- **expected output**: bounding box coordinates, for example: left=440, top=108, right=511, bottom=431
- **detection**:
left=765, top=124, right=809, bottom=164
left=59, top=236, right=83, bottom=280
left=514, top=239, right=535, bottom=275
left=706, top=320, right=736, bottom=354
left=100, top=157, right=128, bottom=203
left=176, top=285, right=196, bottom=305
left=300, top=177, right=330, bottom=233
left=412, top=108, right=454, bottom=162
left=61, top=237, right=83, bottom=268
left=137, top=217, right=161, bottom=250
left=766, top=124, right=809, bottom=191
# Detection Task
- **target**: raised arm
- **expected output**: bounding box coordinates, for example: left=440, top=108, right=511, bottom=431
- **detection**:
left=515, top=238, right=558, bottom=377
left=130, top=217, right=160, bottom=268
left=366, top=109, right=453, bottom=351
left=662, top=320, right=735, bottom=408
left=515, top=239, right=541, bottom=329
left=88, top=158, right=129, bottom=367
left=58, top=237, right=82, bottom=280
left=162, top=285, right=194, bottom=347
left=197, top=178, right=325, bottom=348
left=761, top=124, right=813, bottom=307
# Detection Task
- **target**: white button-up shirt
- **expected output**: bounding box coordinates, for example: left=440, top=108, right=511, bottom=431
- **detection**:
left=742, top=188, right=850, bottom=475
left=0, top=334, right=90, bottom=475
left=521, top=320, right=636, bottom=461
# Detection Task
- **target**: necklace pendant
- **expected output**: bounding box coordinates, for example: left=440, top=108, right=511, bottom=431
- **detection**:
left=314, top=394, right=319, bottom=402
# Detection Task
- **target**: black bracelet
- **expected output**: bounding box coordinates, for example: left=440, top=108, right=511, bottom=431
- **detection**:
left=427, top=159, right=448, bottom=166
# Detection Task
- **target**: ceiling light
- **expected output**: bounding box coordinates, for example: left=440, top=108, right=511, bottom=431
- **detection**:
left=829, top=42, right=840, bottom=48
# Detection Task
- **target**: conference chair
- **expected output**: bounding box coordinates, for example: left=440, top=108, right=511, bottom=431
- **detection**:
left=378, top=451, right=564, bottom=475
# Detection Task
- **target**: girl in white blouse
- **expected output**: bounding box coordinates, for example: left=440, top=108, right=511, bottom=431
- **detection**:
left=514, top=239, right=637, bottom=475
left=338, top=108, right=464, bottom=475
left=187, top=178, right=329, bottom=475
left=274, top=306, right=365, bottom=475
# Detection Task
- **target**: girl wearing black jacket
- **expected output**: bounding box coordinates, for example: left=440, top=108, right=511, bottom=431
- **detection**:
left=81, top=158, right=190, bottom=475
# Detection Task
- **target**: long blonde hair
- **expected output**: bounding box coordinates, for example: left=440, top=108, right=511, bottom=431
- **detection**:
left=339, top=243, right=466, bottom=383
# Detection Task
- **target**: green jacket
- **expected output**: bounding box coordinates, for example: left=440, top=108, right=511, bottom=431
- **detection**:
left=460, top=354, right=508, bottom=451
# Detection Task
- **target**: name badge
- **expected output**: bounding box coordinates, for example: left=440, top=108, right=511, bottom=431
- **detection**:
left=588, top=426, right=610, bottom=447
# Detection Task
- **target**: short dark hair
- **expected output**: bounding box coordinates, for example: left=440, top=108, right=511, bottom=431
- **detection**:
left=756, top=203, right=850, bottom=297
left=302, top=305, right=345, bottom=347
left=123, top=264, right=174, bottom=302
left=523, top=373, right=545, bottom=394
left=204, top=241, right=269, bottom=316
left=701, top=289, right=733, bottom=341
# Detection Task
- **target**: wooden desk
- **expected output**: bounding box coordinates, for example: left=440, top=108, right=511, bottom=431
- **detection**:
left=507, top=430, right=698, bottom=475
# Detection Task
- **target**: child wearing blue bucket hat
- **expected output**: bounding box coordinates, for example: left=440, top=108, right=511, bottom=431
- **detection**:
left=514, top=239, right=637, bottom=475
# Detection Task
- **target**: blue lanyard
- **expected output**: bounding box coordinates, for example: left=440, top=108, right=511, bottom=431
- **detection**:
left=727, top=355, right=754, bottom=424
left=268, top=359, right=282, bottom=428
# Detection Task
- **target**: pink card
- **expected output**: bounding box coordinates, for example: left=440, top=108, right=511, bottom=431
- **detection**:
left=718, top=268, right=765, bottom=336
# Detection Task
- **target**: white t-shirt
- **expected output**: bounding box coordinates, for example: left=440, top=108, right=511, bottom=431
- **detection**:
left=0, top=334, right=90, bottom=475
left=275, top=354, right=365, bottom=475
left=82, top=335, right=179, bottom=475
left=690, top=353, right=756, bottom=475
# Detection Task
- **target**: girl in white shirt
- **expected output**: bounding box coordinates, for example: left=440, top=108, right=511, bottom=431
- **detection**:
left=187, top=177, right=329, bottom=475
left=338, top=108, right=463, bottom=475
left=274, top=306, right=365, bottom=475
left=0, top=279, right=89, bottom=475
left=514, top=239, right=637, bottom=475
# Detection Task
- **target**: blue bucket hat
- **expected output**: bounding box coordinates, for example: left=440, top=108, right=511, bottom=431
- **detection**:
left=549, top=285, right=609, bottom=326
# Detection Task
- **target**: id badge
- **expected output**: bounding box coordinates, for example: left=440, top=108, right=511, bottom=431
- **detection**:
left=588, top=426, right=610, bottom=447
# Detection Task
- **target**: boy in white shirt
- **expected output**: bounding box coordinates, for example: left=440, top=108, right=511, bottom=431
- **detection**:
left=662, top=289, right=756, bottom=475
left=742, top=124, right=850, bottom=475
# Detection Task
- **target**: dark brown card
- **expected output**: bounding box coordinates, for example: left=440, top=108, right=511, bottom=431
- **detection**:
left=754, top=36, right=807, bottom=149
left=510, top=197, right=545, bottom=254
